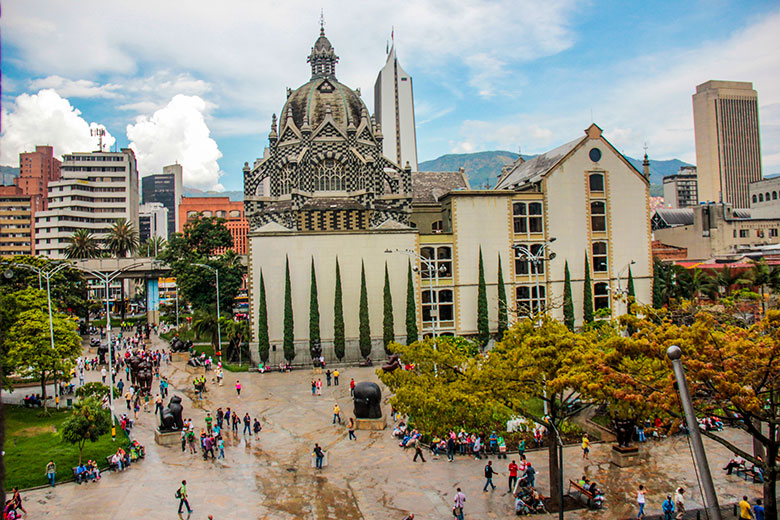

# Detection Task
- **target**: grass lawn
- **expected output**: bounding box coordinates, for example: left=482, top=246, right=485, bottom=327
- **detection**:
left=160, top=328, right=196, bottom=342
left=191, top=344, right=251, bottom=372
left=5, top=405, right=121, bottom=490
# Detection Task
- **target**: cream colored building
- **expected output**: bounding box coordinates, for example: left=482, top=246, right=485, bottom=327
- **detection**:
left=693, top=80, right=762, bottom=208
left=749, top=177, right=780, bottom=219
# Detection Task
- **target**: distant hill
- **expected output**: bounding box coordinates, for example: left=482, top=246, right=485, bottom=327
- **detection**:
left=0, top=166, right=19, bottom=186
left=183, top=187, right=244, bottom=201
left=419, top=150, right=692, bottom=190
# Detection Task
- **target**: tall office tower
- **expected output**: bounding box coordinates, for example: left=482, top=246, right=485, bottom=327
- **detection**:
left=16, top=145, right=61, bottom=211
left=374, top=45, right=418, bottom=171
left=693, top=80, right=762, bottom=208
left=138, top=202, right=169, bottom=244
left=35, top=149, right=139, bottom=258
left=142, top=163, right=183, bottom=237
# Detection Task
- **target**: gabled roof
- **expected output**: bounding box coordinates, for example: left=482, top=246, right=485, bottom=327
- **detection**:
left=494, top=136, right=582, bottom=190
left=651, top=208, right=694, bottom=230
left=412, top=171, right=470, bottom=204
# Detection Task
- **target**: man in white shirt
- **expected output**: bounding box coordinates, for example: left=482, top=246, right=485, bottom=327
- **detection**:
left=673, top=487, right=685, bottom=520
left=453, top=488, right=466, bottom=520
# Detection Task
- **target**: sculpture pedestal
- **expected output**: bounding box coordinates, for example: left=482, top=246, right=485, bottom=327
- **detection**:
left=171, top=352, right=189, bottom=363
left=610, top=445, right=640, bottom=467
left=155, top=428, right=181, bottom=447
left=312, top=367, right=322, bottom=374
left=354, top=416, right=386, bottom=430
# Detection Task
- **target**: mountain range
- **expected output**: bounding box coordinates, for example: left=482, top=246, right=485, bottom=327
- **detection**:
left=418, top=151, right=692, bottom=192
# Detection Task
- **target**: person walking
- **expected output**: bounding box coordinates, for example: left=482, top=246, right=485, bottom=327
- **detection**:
left=453, top=488, right=466, bottom=520
left=661, top=494, right=675, bottom=520
left=348, top=417, right=357, bottom=440
left=523, top=462, right=536, bottom=488
left=508, top=460, right=519, bottom=492
left=673, top=487, right=685, bottom=520
left=333, top=369, right=339, bottom=385
left=235, top=380, right=241, bottom=398
left=205, top=413, right=213, bottom=435
left=217, top=437, right=225, bottom=460
left=101, top=367, right=107, bottom=383
left=412, top=436, right=426, bottom=462
left=738, top=496, right=753, bottom=520
left=125, top=390, right=132, bottom=410
left=753, top=498, right=765, bottom=520
left=316, top=378, right=323, bottom=396
left=350, top=378, right=355, bottom=396
left=243, top=413, right=251, bottom=436
left=333, top=403, right=341, bottom=424
left=326, top=369, right=332, bottom=386
left=446, top=434, right=456, bottom=462
left=11, top=487, right=27, bottom=517
left=483, top=460, right=498, bottom=492
left=311, top=379, right=316, bottom=396
left=582, top=433, right=590, bottom=460
left=154, top=393, right=163, bottom=415
left=177, top=479, right=193, bottom=515
left=46, top=460, right=56, bottom=487
left=253, top=418, right=262, bottom=439
left=636, top=484, right=647, bottom=519
left=313, top=443, right=325, bottom=470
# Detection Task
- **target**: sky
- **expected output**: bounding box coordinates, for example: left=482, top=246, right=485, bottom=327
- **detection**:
left=2, top=0, right=779, bottom=191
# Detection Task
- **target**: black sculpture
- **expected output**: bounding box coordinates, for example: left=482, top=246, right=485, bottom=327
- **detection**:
left=311, top=342, right=323, bottom=368
left=614, top=418, right=635, bottom=448
left=170, top=338, right=193, bottom=353
left=381, top=354, right=401, bottom=372
left=128, top=354, right=154, bottom=396
left=97, top=343, right=108, bottom=365
left=353, top=382, right=382, bottom=419
left=159, top=395, right=184, bottom=432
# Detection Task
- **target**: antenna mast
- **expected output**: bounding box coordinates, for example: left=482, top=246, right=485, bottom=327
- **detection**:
left=91, top=127, right=106, bottom=152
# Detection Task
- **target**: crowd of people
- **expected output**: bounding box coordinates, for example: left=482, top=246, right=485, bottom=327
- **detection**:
left=393, top=424, right=514, bottom=461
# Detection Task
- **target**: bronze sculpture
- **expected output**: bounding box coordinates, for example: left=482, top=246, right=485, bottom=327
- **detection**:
left=353, top=382, right=382, bottom=419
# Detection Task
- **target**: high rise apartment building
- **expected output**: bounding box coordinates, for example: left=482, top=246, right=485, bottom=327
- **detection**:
left=693, top=80, right=762, bottom=209
left=141, top=163, right=183, bottom=236
left=663, top=166, right=699, bottom=208
left=139, top=202, right=169, bottom=244
left=0, top=186, right=37, bottom=255
left=35, top=149, right=139, bottom=258
left=374, top=45, right=418, bottom=171
left=16, top=145, right=61, bottom=211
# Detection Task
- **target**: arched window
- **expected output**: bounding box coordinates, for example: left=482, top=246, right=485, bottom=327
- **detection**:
left=592, top=242, right=608, bottom=272
left=759, top=193, right=764, bottom=202
left=187, top=211, right=198, bottom=219
left=589, top=173, right=604, bottom=192
left=767, top=192, right=771, bottom=201
left=594, top=282, right=610, bottom=311
left=754, top=195, right=758, bottom=203
left=215, top=210, right=226, bottom=218
left=773, top=192, right=778, bottom=200
left=202, top=210, right=212, bottom=217
left=313, top=159, right=345, bottom=191
left=591, top=201, right=606, bottom=231
left=229, top=210, right=241, bottom=218
left=278, top=165, right=292, bottom=195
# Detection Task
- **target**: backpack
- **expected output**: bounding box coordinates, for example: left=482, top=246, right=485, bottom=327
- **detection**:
left=662, top=499, right=674, bottom=513
left=175, top=488, right=181, bottom=499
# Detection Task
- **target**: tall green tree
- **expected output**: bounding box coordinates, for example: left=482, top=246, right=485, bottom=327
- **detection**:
left=192, top=310, right=219, bottom=349
left=652, top=260, right=664, bottom=309
left=405, top=259, right=418, bottom=345
left=105, top=218, right=139, bottom=257
left=283, top=256, right=295, bottom=362
left=563, top=260, right=574, bottom=330
left=0, top=257, right=88, bottom=320
left=257, top=270, right=270, bottom=363
left=5, top=308, right=81, bottom=409
left=383, top=262, right=394, bottom=353
left=497, top=254, right=507, bottom=340
left=309, top=257, right=320, bottom=357
left=333, top=258, right=345, bottom=361
left=749, top=259, right=780, bottom=316
left=626, top=265, right=636, bottom=314
left=65, top=229, right=102, bottom=259
left=477, top=247, right=489, bottom=346
left=160, top=216, right=245, bottom=314
left=221, top=317, right=250, bottom=364
left=140, top=236, right=167, bottom=258
left=61, top=397, right=111, bottom=465
left=583, top=253, right=593, bottom=324
left=359, top=261, right=372, bottom=359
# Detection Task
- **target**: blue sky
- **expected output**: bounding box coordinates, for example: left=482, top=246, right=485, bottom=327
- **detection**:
left=2, top=0, right=779, bottom=191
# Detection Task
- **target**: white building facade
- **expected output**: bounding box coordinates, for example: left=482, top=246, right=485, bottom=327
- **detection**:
left=35, top=149, right=139, bottom=258
left=374, top=45, right=418, bottom=171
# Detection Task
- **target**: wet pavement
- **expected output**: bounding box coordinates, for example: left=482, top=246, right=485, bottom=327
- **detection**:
left=19, top=335, right=763, bottom=519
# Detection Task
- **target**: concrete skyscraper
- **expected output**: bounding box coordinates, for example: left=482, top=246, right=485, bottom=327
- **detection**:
left=374, top=45, right=418, bottom=171
left=142, top=163, right=183, bottom=237
left=693, top=80, right=762, bottom=208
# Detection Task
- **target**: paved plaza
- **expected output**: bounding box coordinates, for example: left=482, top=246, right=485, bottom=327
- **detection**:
left=17, top=336, right=762, bottom=519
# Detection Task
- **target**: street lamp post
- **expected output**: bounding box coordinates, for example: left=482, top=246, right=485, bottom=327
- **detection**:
left=72, top=261, right=144, bottom=441
left=512, top=238, right=556, bottom=317
left=667, top=345, right=722, bottom=520
left=2, top=261, right=71, bottom=409
left=616, top=260, right=636, bottom=314
left=193, top=264, right=221, bottom=360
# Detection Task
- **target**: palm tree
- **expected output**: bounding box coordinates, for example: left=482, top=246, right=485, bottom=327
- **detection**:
left=192, top=309, right=219, bottom=350
left=141, top=236, right=167, bottom=258
left=654, top=260, right=686, bottom=305
left=679, top=269, right=717, bottom=301
left=105, top=218, right=139, bottom=319
left=749, top=259, right=780, bottom=316
left=222, top=318, right=250, bottom=365
left=714, top=266, right=751, bottom=297
left=65, top=229, right=101, bottom=259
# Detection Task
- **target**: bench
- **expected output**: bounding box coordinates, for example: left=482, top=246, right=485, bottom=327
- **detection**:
left=568, top=480, right=596, bottom=507
left=735, top=466, right=761, bottom=483
left=105, top=456, right=119, bottom=472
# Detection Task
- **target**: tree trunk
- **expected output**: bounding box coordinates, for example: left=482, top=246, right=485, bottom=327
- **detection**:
left=763, top=467, right=776, bottom=520
left=548, top=437, right=561, bottom=508
left=120, top=279, right=126, bottom=321
left=40, top=372, right=48, bottom=411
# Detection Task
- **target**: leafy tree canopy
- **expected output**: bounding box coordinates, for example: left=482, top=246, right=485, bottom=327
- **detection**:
left=61, top=397, right=111, bottom=464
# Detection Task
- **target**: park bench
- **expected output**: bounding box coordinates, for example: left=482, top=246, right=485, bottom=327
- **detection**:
left=105, top=456, right=119, bottom=472
left=735, top=465, right=761, bottom=483
left=568, top=480, right=597, bottom=508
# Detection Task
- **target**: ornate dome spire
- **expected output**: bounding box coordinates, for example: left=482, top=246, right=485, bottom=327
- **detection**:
left=307, top=17, right=339, bottom=80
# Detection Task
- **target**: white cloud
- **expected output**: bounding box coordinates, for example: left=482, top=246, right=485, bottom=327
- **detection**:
left=0, top=89, right=115, bottom=165
left=28, top=75, right=121, bottom=98
left=127, top=95, right=224, bottom=190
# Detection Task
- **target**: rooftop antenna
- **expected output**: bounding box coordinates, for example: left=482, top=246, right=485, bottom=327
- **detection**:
left=319, top=9, right=325, bottom=34
left=91, top=127, right=106, bottom=152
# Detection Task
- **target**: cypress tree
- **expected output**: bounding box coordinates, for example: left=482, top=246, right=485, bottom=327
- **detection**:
left=405, top=259, right=418, bottom=344
left=652, top=261, right=664, bottom=309
left=283, top=256, right=295, bottom=362
left=583, top=253, right=593, bottom=325
left=497, top=253, right=507, bottom=340
left=309, top=257, right=320, bottom=357
left=382, top=262, right=394, bottom=353
left=358, top=260, right=371, bottom=359
left=333, top=258, right=345, bottom=361
left=257, top=269, right=270, bottom=362
left=563, top=260, right=574, bottom=331
left=627, top=265, right=636, bottom=314
left=477, top=246, right=489, bottom=346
